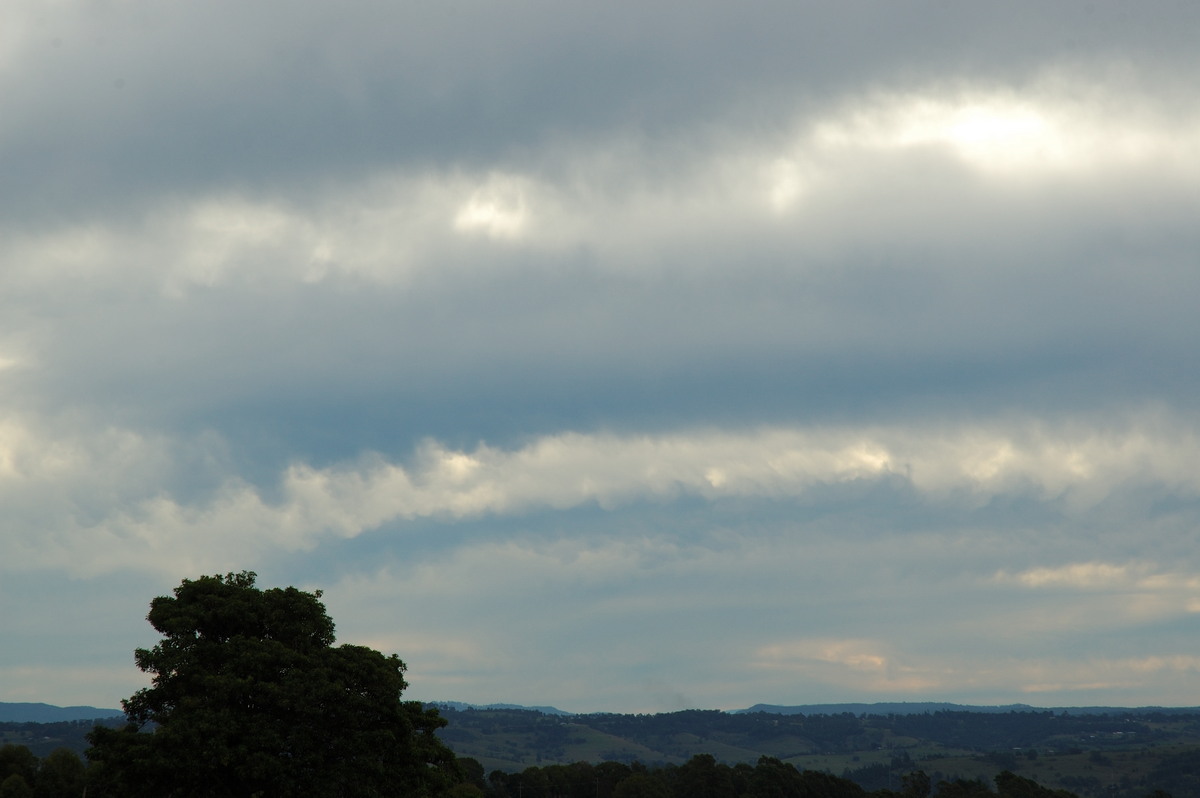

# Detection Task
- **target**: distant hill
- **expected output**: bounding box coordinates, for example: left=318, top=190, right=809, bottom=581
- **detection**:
left=427, top=700, right=573, bottom=716
left=428, top=702, right=1200, bottom=794
left=737, top=702, right=1200, bottom=716
left=0, top=702, right=123, bottom=723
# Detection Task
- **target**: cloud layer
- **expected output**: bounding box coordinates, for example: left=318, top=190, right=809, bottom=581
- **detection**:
left=2, top=1, right=1199, bottom=712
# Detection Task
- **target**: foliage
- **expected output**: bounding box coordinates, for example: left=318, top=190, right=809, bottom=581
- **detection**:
left=0, top=719, right=120, bottom=758
left=480, top=754, right=968, bottom=798
left=32, top=747, right=86, bottom=798
left=0, top=746, right=85, bottom=798
left=0, top=746, right=36, bottom=788
left=86, top=571, right=460, bottom=797
left=993, top=770, right=1079, bottom=797
left=0, top=774, right=33, bottom=798
left=475, top=755, right=1092, bottom=798
left=1141, top=747, right=1200, bottom=797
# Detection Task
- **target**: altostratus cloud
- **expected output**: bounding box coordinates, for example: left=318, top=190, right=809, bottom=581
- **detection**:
left=5, top=412, right=1195, bottom=576
left=3, top=77, right=1195, bottom=298
left=752, top=637, right=1200, bottom=698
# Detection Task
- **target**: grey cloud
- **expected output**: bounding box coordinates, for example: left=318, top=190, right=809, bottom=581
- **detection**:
left=5, top=1, right=1199, bottom=225
left=4, top=0, right=1200, bottom=711
left=15, top=169, right=1199, bottom=465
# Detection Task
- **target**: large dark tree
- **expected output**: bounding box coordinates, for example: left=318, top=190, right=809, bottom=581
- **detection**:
left=87, top=571, right=459, bottom=797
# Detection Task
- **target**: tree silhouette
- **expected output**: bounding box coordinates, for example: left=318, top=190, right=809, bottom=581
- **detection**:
left=87, top=571, right=458, bottom=797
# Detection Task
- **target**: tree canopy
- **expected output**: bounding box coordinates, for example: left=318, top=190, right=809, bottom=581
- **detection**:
left=87, top=571, right=459, bottom=798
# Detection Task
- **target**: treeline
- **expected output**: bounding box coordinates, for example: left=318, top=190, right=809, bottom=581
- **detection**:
left=580, top=710, right=873, bottom=752
left=0, top=718, right=124, bottom=758
left=2, top=741, right=1101, bottom=798
left=885, top=712, right=1159, bottom=751
left=432, top=706, right=1200, bottom=767
left=463, top=753, right=1086, bottom=798
left=569, top=709, right=1173, bottom=753
left=0, top=744, right=87, bottom=797
left=1131, top=748, right=1200, bottom=798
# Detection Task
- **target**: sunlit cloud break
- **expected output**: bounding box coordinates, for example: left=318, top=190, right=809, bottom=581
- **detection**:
left=5, top=411, right=1196, bottom=578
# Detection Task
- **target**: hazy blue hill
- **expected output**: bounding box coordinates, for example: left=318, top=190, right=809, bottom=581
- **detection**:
left=428, top=700, right=574, bottom=716
left=0, top=702, right=123, bottom=722
left=738, top=702, right=1036, bottom=715
left=738, top=702, right=1200, bottom=716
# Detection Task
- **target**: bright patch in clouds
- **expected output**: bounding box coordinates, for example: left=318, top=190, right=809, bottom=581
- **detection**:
left=753, top=639, right=941, bottom=693
left=756, top=639, right=890, bottom=673
left=454, top=174, right=533, bottom=240
left=813, top=94, right=1063, bottom=173
left=1000, top=561, right=1139, bottom=590
left=749, top=643, right=1200, bottom=701
left=997, top=562, right=1200, bottom=595
left=769, top=80, right=1200, bottom=212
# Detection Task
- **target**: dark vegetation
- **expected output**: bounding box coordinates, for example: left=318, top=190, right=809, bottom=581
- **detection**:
left=0, top=718, right=123, bottom=759
left=4, top=571, right=1198, bottom=796
left=84, top=571, right=458, bottom=797
left=429, top=705, right=1200, bottom=798
left=0, top=745, right=88, bottom=798
left=7, top=703, right=1196, bottom=796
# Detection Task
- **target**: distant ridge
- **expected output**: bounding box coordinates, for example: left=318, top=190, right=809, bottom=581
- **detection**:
left=737, top=702, right=1200, bottom=716
left=425, top=700, right=1200, bottom=718
left=0, top=702, right=124, bottom=723
left=18, top=697, right=1197, bottom=724
left=427, top=701, right=574, bottom=716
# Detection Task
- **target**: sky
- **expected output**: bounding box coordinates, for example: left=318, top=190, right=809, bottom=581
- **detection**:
left=2, top=1, right=1200, bottom=715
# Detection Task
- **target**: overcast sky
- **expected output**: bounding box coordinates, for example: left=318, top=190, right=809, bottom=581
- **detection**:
left=3, top=1, right=1200, bottom=714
